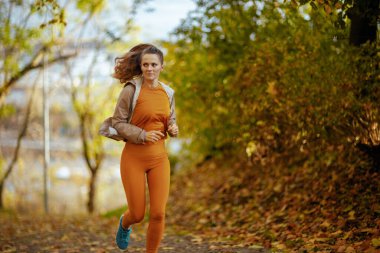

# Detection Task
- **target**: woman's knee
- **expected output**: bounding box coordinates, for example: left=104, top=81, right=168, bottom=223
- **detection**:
left=149, top=211, right=165, bottom=223
left=129, top=211, right=145, bottom=223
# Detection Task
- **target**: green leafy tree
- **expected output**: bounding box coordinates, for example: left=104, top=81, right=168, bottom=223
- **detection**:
left=163, top=0, right=379, bottom=166
left=163, top=1, right=379, bottom=250
left=291, top=0, right=379, bottom=46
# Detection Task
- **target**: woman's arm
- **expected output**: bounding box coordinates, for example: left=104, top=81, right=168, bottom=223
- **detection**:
left=111, top=85, right=146, bottom=144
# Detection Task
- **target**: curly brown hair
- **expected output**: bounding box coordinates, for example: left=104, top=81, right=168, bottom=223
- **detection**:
left=112, top=43, right=164, bottom=83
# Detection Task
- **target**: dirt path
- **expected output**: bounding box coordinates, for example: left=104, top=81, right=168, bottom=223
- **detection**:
left=0, top=213, right=269, bottom=253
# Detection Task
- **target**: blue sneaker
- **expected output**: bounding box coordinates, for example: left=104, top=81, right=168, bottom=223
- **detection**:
left=116, top=215, right=132, bottom=250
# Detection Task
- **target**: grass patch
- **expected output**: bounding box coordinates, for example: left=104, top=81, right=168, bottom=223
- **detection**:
left=101, top=206, right=125, bottom=219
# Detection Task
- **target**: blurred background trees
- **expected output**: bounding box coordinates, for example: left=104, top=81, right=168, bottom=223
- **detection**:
left=0, top=0, right=141, bottom=213
left=1, top=0, right=379, bottom=251
left=162, top=0, right=379, bottom=251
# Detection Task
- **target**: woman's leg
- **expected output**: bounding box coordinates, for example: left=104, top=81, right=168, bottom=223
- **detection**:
left=120, top=148, right=146, bottom=228
left=145, top=156, right=170, bottom=253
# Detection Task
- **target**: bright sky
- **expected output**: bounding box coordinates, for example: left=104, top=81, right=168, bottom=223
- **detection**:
left=133, top=0, right=196, bottom=41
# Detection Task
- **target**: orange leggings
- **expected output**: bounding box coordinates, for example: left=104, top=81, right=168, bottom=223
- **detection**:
left=120, top=145, right=170, bottom=253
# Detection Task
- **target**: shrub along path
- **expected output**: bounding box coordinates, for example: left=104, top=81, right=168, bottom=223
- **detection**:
left=0, top=212, right=269, bottom=253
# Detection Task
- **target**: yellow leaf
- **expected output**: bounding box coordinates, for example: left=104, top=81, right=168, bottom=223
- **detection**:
left=267, top=81, right=278, bottom=96
left=330, top=230, right=342, bottom=237
left=372, top=238, right=380, bottom=247
left=246, top=141, right=257, bottom=157
left=272, top=242, right=286, bottom=249
left=348, top=210, right=355, bottom=220
left=320, top=220, right=330, bottom=228
left=191, top=236, right=203, bottom=243
left=162, top=247, right=174, bottom=250
left=343, top=231, right=352, bottom=240
left=345, top=246, right=356, bottom=253
left=198, top=218, right=208, bottom=224
left=60, top=234, right=69, bottom=241
left=273, top=183, right=282, bottom=193
left=315, top=237, right=330, bottom=242
left=249, top=245, right=264, bottom=249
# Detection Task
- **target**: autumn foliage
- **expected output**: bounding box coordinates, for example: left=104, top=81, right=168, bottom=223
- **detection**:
left=163, top=1, right=380, bottom=252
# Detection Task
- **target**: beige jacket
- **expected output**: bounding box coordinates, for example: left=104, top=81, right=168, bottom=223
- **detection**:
left=99, top=76, right=177, bottom=143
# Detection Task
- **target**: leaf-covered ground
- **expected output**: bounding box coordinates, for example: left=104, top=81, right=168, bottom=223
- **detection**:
left=0, top=212, right=269, bottom=253
left=167, top=158, right=380, bottom=252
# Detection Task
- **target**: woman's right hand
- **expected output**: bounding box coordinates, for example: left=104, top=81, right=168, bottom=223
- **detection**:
left=145, top=130, right=165, bottom=143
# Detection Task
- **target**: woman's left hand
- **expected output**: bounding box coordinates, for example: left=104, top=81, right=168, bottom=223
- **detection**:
left=168, top=124, right=179, bottom=137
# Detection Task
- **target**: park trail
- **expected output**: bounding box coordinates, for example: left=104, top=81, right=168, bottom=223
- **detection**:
left=0, top=213, right=270, bottom=253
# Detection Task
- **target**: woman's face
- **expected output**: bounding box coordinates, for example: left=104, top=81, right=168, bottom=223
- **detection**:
left=140, top=53, right=163, bottom=82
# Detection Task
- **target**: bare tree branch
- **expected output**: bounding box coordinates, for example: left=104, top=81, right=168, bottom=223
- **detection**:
left=1, top=51, right=75, bottom=94
left=0, top=47, right=77, bottom=103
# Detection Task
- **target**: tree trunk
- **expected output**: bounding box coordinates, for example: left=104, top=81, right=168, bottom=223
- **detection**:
left=348, top=0, right=379, bottom=46
left=0, top=81, right=37, bottom=210
left=87, top=168, right=98, bottom=213
left=348, top=0, right=379, bottom=169
left=0, top=181, right=4, bottom=209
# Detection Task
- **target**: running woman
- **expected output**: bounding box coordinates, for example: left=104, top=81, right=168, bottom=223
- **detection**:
left=110, top=44, right=178, bottom=252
